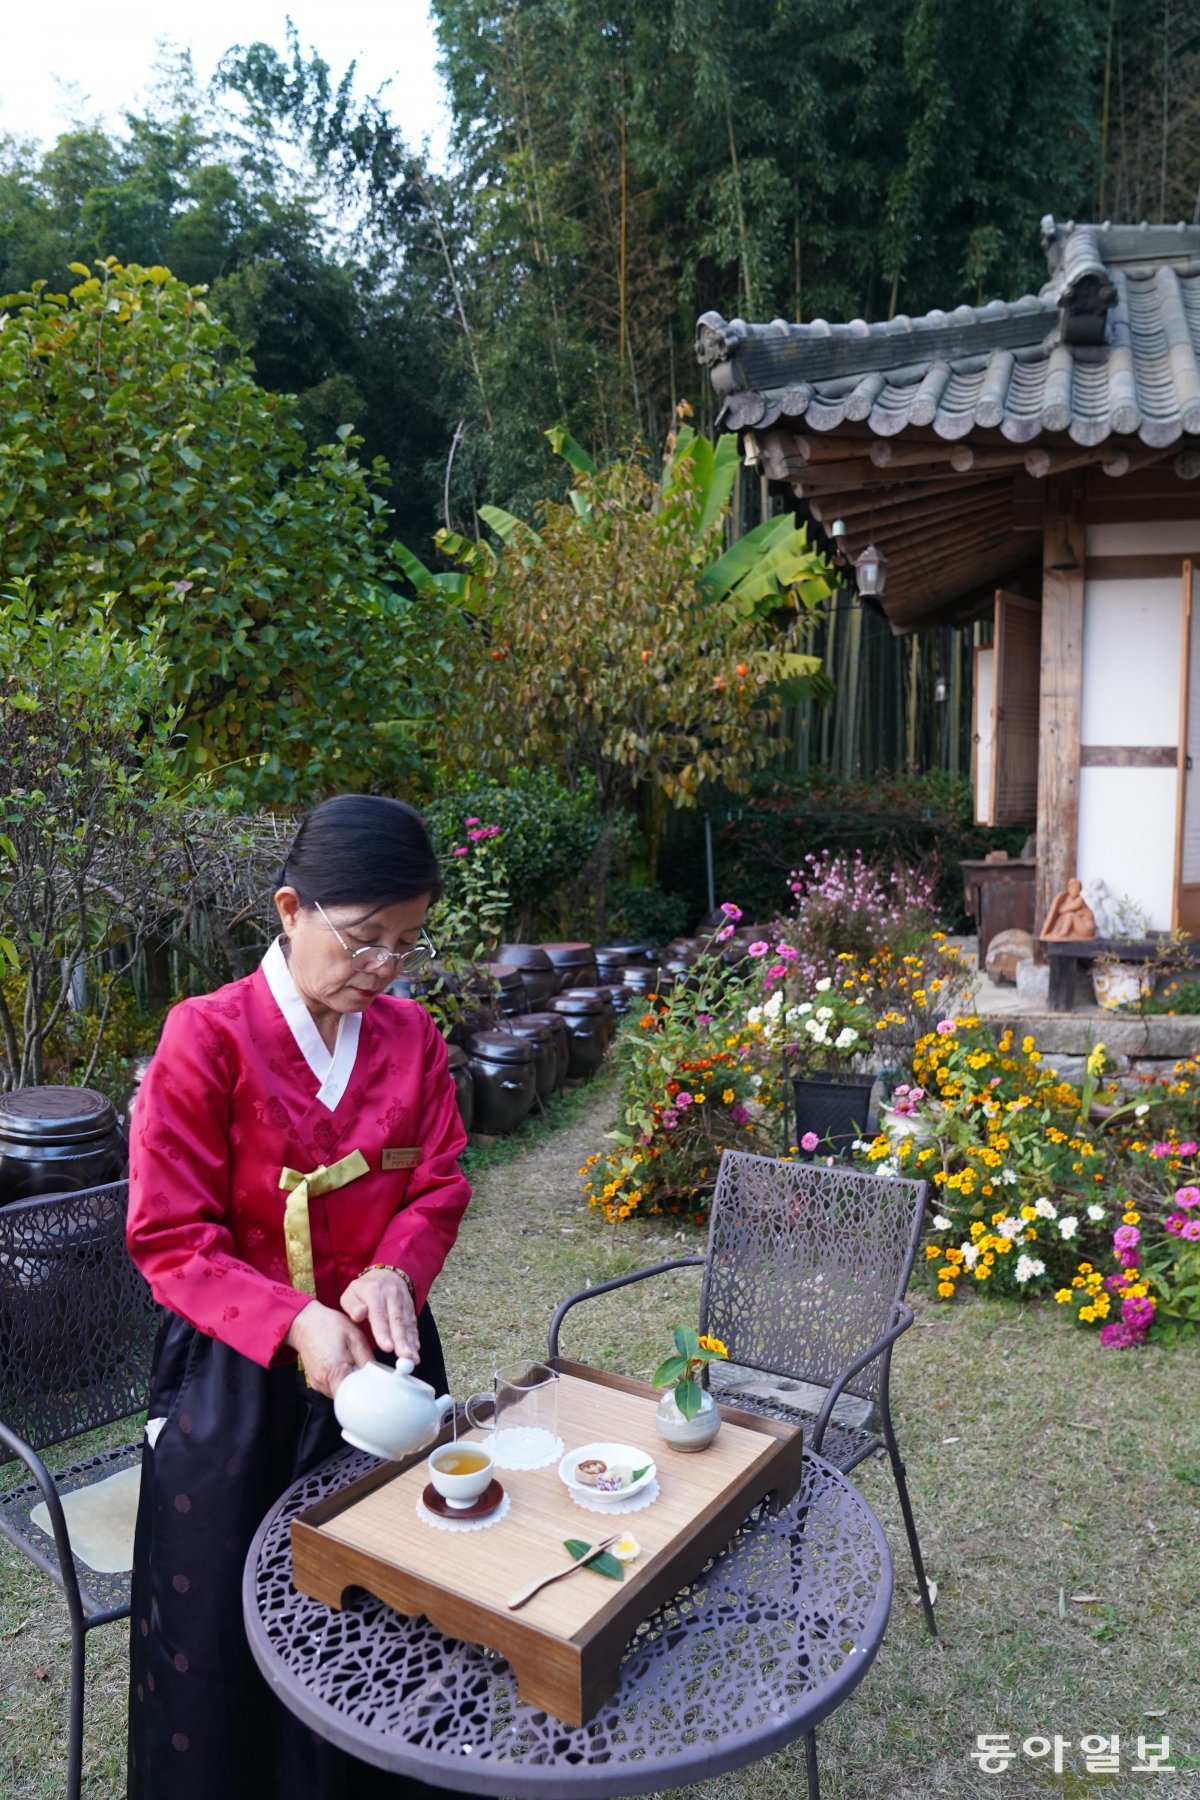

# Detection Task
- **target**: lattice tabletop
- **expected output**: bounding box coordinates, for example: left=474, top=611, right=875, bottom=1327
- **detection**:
left=243, top=1442, right=892, bottom=1797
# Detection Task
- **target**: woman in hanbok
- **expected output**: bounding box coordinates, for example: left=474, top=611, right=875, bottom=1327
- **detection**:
left=126, top=794, right=473, bottom=1799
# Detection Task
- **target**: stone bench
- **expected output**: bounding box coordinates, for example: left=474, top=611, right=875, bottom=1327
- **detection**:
left=1043, top=938, right=1200, bottom=1013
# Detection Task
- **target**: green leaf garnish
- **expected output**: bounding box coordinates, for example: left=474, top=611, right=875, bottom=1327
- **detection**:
left=564, top=1538, right=624, bottom=1580
left=631, top=1465, right=650, bottom=1483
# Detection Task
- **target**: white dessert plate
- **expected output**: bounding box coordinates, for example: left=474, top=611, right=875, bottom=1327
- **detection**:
left=558, top=1441, right=657, bottom=1503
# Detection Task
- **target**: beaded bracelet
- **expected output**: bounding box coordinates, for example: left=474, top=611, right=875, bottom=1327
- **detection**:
left=359, top=1262, right=415, bottom=1301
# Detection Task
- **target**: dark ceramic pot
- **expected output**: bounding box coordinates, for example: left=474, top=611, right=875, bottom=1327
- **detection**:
left=497, top=1019, right=558, bottom=1102
left=596, top=981, right=631, bottom=1016
left=520, top=1013, right=570, bottom=1090
left=594, top=947, right=628, bottom=986
left=547, top=993, right=609, bottom=1078
left=540, top=942, right=598, bottom=994
left=485, top=963, right=530, bottom=1017
left=466, top=1032, right=538, bottom=1134
left=598, top=940, right=657, bottom=968
left=558, top=986, right=617, bottom=1048
left=445, top=1043, right=476, bottom=1135
left=0, top=1087, right=127, bottom=1208
left=496, top=945, right=559, bottom=1007
left=621, top=965, right=663, bottom=1001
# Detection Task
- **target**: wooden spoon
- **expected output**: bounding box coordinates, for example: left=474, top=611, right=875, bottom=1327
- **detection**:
left=506, top=1534, right=622, bottom=1611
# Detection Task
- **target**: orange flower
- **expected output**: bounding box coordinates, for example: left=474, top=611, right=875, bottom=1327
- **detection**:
left=736, top=662, right=748, bottom=676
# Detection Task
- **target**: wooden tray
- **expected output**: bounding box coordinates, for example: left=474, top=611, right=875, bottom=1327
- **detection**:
left=291, top=1359, right=803, bottom=1726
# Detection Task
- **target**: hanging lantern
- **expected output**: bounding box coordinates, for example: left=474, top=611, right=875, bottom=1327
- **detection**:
left=853, top=543, right=889, bottom=598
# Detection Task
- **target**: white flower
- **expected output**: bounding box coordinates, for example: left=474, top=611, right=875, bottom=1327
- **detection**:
left=807, top=1022, right=830, bottom=1046
left=746, top=1005, right=763, bottom=1027
left=1058, top=1215, right=1079, bottom=1240
left=996, top=1216, right=1023, bottom=1241
left=851, top=1138, right=869, bottom=1152
left=787, top=1003, right=812, bottom=1021
left=1015, top=1254, right=1045, bottom=1285
left=872, top=1159, right=899, bottom=1177
left=1000, top=1170, right=1018, bottom=1186
left=961, top=1243, right=979, bottom=1269
left=1087, top=1203, right=1106, bottom=1222
left=750, top=1073, right=763, bottom=1088
left=834, top=1027, right=858, bottom=1051
left=1034, top=1197, right=1058, bottom=1219
left=763, top=991, right=783, bottom=1019
left=815, top=1006, right=834, bottom=1023
left=1135, top=1103, right=1150, bottom=1117
left=814, top=977, right=833, bottom=993
left=932, top=1214, right=952, bottom=1231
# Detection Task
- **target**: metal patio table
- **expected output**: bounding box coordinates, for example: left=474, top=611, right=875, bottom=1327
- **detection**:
left=244, top=1444, right=892, bottom=1799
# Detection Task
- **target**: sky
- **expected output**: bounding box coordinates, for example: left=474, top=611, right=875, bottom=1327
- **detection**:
left=0, top=0, right=451, bottom=162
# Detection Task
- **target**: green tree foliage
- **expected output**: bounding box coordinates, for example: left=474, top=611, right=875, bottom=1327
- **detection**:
left=0, top=260, right=425, bottom=803
left=423, top=426, right=832, bottom=878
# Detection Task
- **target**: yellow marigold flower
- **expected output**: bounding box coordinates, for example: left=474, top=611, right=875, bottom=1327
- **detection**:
left=925, top=1244, right=941, bottom=1260
left=937, top=1281, right=955, bottom=1298
left=1079, top=1306, right=1096, bottom=1322
left=1020, top=1205, right=1037, bottom=1222
left=693, top=1092, right=706, bottom=1105
left=1054, top=1289, right=1073, bottom=1304
left=699, top=1335, right=728, bottom=1357
left=722, top=1089, right=735, bottom=1105
left=970, top=1221, right=985, bottom=1239
left=974, top=1265, right=990, bottom=1280
left=1123, top=1211, right=1140, bottom=1225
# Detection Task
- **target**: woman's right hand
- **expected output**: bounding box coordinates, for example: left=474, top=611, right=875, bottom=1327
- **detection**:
left=285, top=1301, right=374, bottom=1399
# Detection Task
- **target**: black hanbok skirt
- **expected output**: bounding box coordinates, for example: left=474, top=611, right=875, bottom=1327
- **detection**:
left=128, top=1305, right=468, bottom=1800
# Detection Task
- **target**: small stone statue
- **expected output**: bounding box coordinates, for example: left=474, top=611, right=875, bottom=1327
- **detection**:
left=1040, top=877, right=1097, bottom=942
left=1081, top=877, right=1114, bottom=938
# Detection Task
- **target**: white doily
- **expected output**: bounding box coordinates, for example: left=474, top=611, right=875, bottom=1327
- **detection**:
left=492, top=1433, right=565, bottom=1473
left=567, top=1477, right=660, bottom=1516
left=416, top=1489, right=511, bottom=1533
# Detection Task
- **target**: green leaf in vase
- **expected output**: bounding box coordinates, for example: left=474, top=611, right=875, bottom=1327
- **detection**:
left=674, top=1377, right=702, bottom=1420
left=652, top=1353, right=688, bottom=1388
left=673, top=1324, right=701, bottom=1360
left=563, top=1539, right=624, bottom=1580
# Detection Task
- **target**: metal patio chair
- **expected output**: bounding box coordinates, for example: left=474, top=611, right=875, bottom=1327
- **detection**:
left=0, top=1179, right=159, bottom=1800
left=549, top=1148, right=937, bottom=1634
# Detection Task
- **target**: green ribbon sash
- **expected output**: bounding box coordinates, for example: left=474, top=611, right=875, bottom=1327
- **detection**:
left=278, top=1149, right=370, bottom=1299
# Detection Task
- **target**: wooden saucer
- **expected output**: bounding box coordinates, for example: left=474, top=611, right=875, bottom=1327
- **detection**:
left=421, top=1478, right=505, bottom=1521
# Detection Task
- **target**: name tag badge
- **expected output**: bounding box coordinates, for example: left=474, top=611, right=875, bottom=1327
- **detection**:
left=382, top=1146, right=422, bottom=1172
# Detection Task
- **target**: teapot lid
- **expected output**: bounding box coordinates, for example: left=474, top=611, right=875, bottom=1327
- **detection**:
left=393, top=1357, right=433, bottom=1392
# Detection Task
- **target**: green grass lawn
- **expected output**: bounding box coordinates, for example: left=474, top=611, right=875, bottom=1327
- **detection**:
left=3, top=1080, right=1197, bottom=1797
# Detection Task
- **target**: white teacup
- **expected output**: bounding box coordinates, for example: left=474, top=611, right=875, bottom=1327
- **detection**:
left=427, top=1441, right=495, bottom=1510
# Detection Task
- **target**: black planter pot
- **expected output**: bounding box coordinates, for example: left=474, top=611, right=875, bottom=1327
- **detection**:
left=496, top=945, right=559, bottom=1007
left=791, top=1074, right=876, bottom=1151
left=547, top=993, right=608, bottom=1078
left=541, top=941, right=598, bottom=993
left=497, top=1018, right=558, bottom=1102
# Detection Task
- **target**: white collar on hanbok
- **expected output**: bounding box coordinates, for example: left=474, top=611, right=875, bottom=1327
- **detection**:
left=261, top=937, right=361, bottom=1112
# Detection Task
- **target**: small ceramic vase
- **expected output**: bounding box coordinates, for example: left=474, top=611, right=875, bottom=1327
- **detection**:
left=655, top=1385, right=721, bottom=1452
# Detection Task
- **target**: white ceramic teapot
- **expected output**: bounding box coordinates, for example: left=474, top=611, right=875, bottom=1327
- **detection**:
left=333, top=1358, right=454, bottom=1461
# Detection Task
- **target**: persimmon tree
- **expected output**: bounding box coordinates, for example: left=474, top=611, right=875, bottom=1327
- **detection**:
left=409, top=427, right=832, bottom=879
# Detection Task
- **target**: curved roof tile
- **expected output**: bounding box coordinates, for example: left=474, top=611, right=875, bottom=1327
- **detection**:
left=697, top=217, right=1200, bottom=452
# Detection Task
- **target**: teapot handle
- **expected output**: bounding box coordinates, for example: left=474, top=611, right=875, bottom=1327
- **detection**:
left=464, top=1392, right=496, bottom=1433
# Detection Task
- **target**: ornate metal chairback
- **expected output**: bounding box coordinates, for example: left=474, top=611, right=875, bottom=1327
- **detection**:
left=0, top=1181, right=158, bottom=1459
left=700, top=1151, right=928, bottom=1402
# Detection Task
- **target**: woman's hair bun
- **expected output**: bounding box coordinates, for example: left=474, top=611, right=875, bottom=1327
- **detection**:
left=279, top=795, right=443, bottom=910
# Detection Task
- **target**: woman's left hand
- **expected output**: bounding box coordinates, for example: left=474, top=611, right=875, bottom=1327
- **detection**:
left=340, top=1268, right=420, bottom=1361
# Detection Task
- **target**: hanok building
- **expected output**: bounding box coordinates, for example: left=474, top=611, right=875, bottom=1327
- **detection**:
left=696, top=217, right=1200, bottom=939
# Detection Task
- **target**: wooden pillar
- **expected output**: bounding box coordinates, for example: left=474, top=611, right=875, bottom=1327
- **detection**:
left=1034, top=476, right=1086, bottom=935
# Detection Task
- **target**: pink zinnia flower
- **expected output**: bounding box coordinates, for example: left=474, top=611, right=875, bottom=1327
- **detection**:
left=748, top=940, right=769, bottom=956
left=464, top=816, right=480, bottom=826
left=452, top=846, right=468, bottom=856
left=728, top=1104, right=749, bottom=1125
left=1113, top=1224, right=1141, bottom=1253
left=660, top=1109, right=679, bottom=1130
left=1176, top=1141, right=1198, bottom=1157
left=1149, top=1141, right=1173, bottom=1160
left=675, top=1092, right=693, bottom=1109
left=1182, top=1219, right=1200, bottom=1242
left=936, top=1020, right=956, bottom=1036
left=800, top=1131, right=819, bottom=1153
left=716, top=924, right=734, bottom=942
left=910, top=1087, right=926, bottom=1101
left=767, top=963, right=787, bottom=982
left=1175, top=1186, right=1200, bottom=1209
left=775, top=944, right=798, bottom=961
left=1100, top=1320, right=1138, bottom=1349
left=720, top=902, right=743, bottom=921
left=1122, top=1295, right=1155, bottom=1331
left=1166, top=1214, right=1185, bottom=1235
left=697, top=1013, right=714, bottom=1027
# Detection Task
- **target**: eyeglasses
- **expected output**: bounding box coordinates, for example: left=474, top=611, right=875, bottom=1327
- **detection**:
left=313, top=901, right=438, bottom=976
